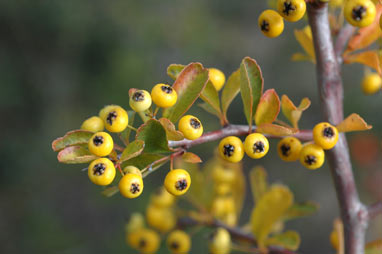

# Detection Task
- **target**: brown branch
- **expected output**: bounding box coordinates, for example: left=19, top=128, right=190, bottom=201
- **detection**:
left=169, top=124, right=312, bottom=149
left=334, top=23, right=356, bottom=64
left=307, top=2, right=368, bottom=254
left=368, top=202, right=382, bottom=220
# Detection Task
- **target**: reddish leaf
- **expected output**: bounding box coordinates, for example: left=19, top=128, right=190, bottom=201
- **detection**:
left=159, top=118, right=184, bottom=141
left=52, top=130, right=93, bottom=152
left=336, top=113, right=372, bottom=132
left=57, top=146, right=97, bottom=164
left=182, top=152, right=202, bottom=163
left=257, top=123, right=297, bottom=136
left=255, top=89, right=280, bottom=125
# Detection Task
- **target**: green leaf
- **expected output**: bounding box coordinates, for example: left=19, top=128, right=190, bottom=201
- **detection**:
left=240, top=57, right=264, bottom=125
left=101, top=186, right=119, bottom=197
left=257, top=123, right=297, bottom=136
left=159, top=118, right=184, bottom=141
left=254, top=89, right=280, bottom=125
left=52, top=130, right=94, bottom=152
left=198, top=102, right=221, bottom=119
left=121, top=153, right=165, bottom=171
left=167, top=64, right=185, bottom=80
left=265, top=231, right=301, bottom=251
left=249, top=166, right=268, bottom=204
left=57, top=146, right=97, bottom=164
left=365, top=239, right=382, bottom=254
left=283, top=201, right=319, bottom=220
left=163, top=63, right=209, bottom=123
left=182, top=152, right=202, bottom=163
left=136, top=119, right=171, bottom=153
left=120, top=111, right=136, bottom=145
left=221, top=69, right=240, bottom=122
left=250, top=185, right=293, bottom=248
left=200, top=81, right=222, bottom=119
left=119, top=140, right=145, bottom=163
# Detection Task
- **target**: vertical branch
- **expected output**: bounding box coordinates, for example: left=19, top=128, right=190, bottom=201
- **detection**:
left=307, top=2, right=368, bottom=254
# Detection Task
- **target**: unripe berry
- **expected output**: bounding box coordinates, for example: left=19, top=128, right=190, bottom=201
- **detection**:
left=313, top=122, right=339, bottom=150
left=209, top=228, right=231, bottom=254
left=151, top=83, right=177, bottom=108
left=88, top=158, right=116, bottom=186
left=244, top=133, right=269, bottom=159
left=277, top=136, right=302, bottom=161
left=81, top=116, right=104, bottom=132
left=258, top=9, right=284, bottom=38
left=361, top=73, right=382, bottom=95
left=178, top=115, right=203, bottom=140
left=299, top=143, right=325, bottom=170
left=101, top=105, right=129, bottom=133
left=164, top=169, right=191, bottom=196
left=344, top=0, right=376, bottom=27
left=88, top=132, right=114, bottom=157
left=119, top=173, right=144, bottom=199
left=123, top=165, right=142, bottom=178
left=218, top=136, right=244, bottom=163
left=166, top=230, right=191, bottom=254
left=209, top=68, right=226, bottom=91
left=277, top=0, right=307, bottom=22
left=129, top=90, right=152, bottom=112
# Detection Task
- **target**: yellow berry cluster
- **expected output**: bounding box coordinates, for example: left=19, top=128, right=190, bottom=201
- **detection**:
left=258, top=0, right=307, bottom=38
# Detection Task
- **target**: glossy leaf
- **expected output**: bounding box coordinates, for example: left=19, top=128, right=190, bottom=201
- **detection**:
left=240, top=57, right=264, bottom=126
left=119, top=140, right=145, bottom=163
left=283, top=201, right=319, bottom=220
left=57, top=146, right=97, bottom=164
left=136, top=119, right=171, bottom=153
left=281, top=95, right=311, bottom=128
left=182, top=152, right=202, bottom=163
left=265, top=231, right=301, bottom=251
left=221, top=69, right=240, bottom=121
left=255, top=89, right=280, bottom=125
left=336, top=113, right=372, bottom=133
left=257, top=123, right=297, bottom=136
left=120, top=111, right=136, bottom=145
left=293, top=26, right=315, bottom=63
left=163, top=63, right=209, bottom=123
left=52, top=130, right=93, bottom=152
left=200, top=81, right=222, bottom=119
left=249, top=166, right=268, bottom=204
left=250, top=185, right=293, bottom=248
left=167, top=64, right=185, bottom=80
left=159, top=118, right=184, bottom=141
left=344, top=51, right=382, bottom=75
left=101, top=186, right=119, bottom=197
left=365, top=239, right=382, bottom=254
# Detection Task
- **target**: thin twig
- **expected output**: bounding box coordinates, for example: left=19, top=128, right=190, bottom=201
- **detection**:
left=334, top=23, right=356, bottom=64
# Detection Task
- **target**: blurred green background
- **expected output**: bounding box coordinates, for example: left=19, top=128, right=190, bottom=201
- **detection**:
left=1, top=0, right=381, bottom=253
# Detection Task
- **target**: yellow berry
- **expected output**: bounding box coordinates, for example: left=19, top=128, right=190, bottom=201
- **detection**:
left=88, top=158, right=116, bottom=186
left=150, top=187, right=176, bottom=208
left=214, top=183, right=232, bottom=196
left=101, top=105, right=129, bottom=133
left=220, top=212, right=237, bottom=227
left=313, top=122, right=339, bottom=150
left=164, top=169, right=191, bottom=196
left=344, top=0, right=376, bottom=27
left=258, top=9, right=284, bottom=38
left=167, top=230, right=191, bottom=254
left=209, top=68, right=226, bottom=91
left=211, top=196, right=235, bottom=217
left=244, top=133, right=269, bottom=159
left=146, top=205, right=176, bottom=233
left=99, top=104, right=116, bottom=120
left=88, top=132, right=114, bottom=157
left=277, top=0, right=306, bottom=22
left=299, top=143, right=325, bottom=170
left=178, top=115, right=203, bottom=140
left=81, top=116, right=104, bottom=132
left=330, top=230, right=339, bottom=250
left=209, top=228, right=231, bottom=254
left=362, top=73, right=382, bottom=95
left=129, top=90, right=152, bottom=112
left=212, top=166, right=236, bottom=184
left=119, top=173, right=144, bottom=199
left=151, top=83, right=178, bottom=108
left=277, top=137, right=302, bottom=161
left=218, top=136, right=244, bottom=163
left=127, top=228, right=160, bottom=254
left=123, top=165, right=142, bottom=178
left=125, top=213, right=145, bottom=234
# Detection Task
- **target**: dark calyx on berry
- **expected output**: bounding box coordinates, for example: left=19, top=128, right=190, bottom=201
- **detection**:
left=280, top=144, right=291, bottom=156
left=260, top=20, right=270, bottom=32
left=305, top=155, right=317, bottom=165
left=283, top=1, right=296, bottom=15
left=223, top=144, right=235, bottom=157
left=253, top=141, right=265, bottom=153
left=93, top=163, right=106, bottom=176
left=170, top=241, right=179, bottom=250
left=323, top=127, right=334, bottom=138
left=161, top=85, right=173, bottom=94
left=138, top=239, right=146, bottom=248
left=106, top=111, right=117, bottom=125
left=130, top=183, right=140, bottom=194
left=93, top=135, right=104, bottom=146
left=175, top=178, right=188, bottom=191
left=352, top=5, right=366, bottom=21
left=132, top=91, right=145, bottom=101
left=190, top=118, right=201, bottom=129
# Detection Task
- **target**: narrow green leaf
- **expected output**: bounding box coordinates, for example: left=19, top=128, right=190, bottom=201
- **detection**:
left=240, top=57, right=264, bottom=125
left=167, top=64, right=185, bottom=80
left=265, top=231, right=301, bottom=251
left=249, top=166, right=268, bottom=204
left=159, top=118, right=184, bottom=141
left=255, top=89, right=280, bottom=125
left=57, top=146, right=97, bottom=164
left=136, top=119, right=171, bottom=153
left=198, top=102, right=221, bottom=119
left=222, top=69, right=240, bottom=121
left=52, top=130, right=93, bottom=152
left=101, top=186, right=119, bottom=197
left=163, top=63, right=209, bottom=123
left=119, top=140, right=145, bottom=163
left=283, top=201, right=319, bottom=220
left=120, top=111, right=136, bottom=145
left=200, top=81, right=222, bottom=119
